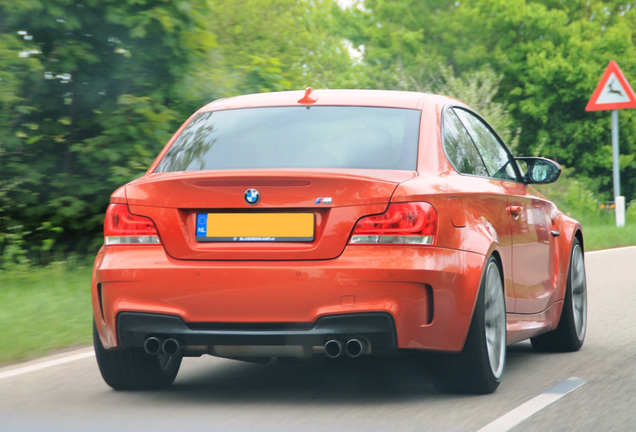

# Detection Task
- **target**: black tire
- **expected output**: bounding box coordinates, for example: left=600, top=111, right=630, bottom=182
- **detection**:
left=531, top=238, right=587, bottom=352
left=432, top=256, right=507, bottom=394
left=93, top=320, right=182, bottom=390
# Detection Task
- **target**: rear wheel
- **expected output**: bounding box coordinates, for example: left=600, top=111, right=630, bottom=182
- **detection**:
left=531, top=238, right=587, bottom=352
left=93, top=321, right=182, bottom=390
left=433, top=256, right=506, bottom=394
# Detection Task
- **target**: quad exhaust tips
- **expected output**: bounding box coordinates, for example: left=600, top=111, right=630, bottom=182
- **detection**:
left=145, top=336, right=366, bottom=358
left=143, top=337, right=181, bottom=356
left=324, top=338, right=369, bottom=358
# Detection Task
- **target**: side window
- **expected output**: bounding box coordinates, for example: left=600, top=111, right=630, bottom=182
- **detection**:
left=442, top=109, right=489, bottom=177
left=454, top=108, right=518, bottom=181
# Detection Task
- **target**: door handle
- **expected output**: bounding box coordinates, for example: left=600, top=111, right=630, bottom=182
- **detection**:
left=506, top=205, right=522, bottom=218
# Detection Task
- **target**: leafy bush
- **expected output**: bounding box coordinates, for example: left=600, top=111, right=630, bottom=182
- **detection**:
left=626, top=201, right=636, bottom=224
left=535, top=167, right=605, bottom=223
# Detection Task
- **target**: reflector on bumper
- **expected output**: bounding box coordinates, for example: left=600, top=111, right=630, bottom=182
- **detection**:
left=349, top=235, right=434, bottom=245
left=105, top=236, right=161, bottom=245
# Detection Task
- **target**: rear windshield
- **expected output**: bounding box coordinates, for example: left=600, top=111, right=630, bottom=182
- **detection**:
left=155, top=106, right=421, bottom=172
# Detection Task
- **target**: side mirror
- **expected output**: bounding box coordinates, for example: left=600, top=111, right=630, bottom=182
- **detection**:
left=515, top=157, right=562, bottom=184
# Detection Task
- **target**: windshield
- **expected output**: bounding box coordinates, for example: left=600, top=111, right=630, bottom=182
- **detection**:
left=155, top=106, right=421, bottom=172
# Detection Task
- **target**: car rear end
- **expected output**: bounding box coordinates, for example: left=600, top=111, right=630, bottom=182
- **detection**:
left=92, top=90, right=484, bottom=363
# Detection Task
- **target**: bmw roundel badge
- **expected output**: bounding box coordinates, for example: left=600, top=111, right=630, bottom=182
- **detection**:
left=244, top=188, right=260, bottom=205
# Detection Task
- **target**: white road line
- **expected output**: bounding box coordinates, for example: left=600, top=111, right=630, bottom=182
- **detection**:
left=0, top=349, right=94, bottom=380
left=476, top=377, right=587, bottom=432
left=586, top=245, right=636, bottom=255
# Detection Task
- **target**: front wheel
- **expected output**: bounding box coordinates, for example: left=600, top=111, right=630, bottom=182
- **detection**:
left=433, top=256, right=506, bottom=394
left=93, top=320, right=182, bottom=390
left=531, top=238, right=587, bottom=352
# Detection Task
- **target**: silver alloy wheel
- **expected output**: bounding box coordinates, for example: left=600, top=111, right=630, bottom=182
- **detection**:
left=484, top=261, right=506, bottom=379
left=570, top=243, right=587, bottom=341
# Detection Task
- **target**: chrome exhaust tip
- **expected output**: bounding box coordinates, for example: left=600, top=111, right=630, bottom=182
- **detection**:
left=143, top=337, right=162, bottom=356
left=324, top=340, right=343, bottom=359
left=161, top=338, right=181, bottom=356
left=345, top=339, right=368, bottom=358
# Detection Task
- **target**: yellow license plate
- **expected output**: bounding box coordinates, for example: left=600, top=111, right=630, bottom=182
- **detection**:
left=196, top=212, right=314, bottom=242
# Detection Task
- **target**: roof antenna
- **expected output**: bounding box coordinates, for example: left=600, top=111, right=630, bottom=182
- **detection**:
left=298, top=87, right=318, bottom=104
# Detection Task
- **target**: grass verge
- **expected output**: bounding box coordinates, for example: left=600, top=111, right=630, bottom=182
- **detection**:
left=583, top=223, right=636, bottom=251
left=0, top=261, right=92, bottom=364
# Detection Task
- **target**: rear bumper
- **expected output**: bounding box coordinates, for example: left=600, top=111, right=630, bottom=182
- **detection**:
left=117, top=312, right=398, bottom=356
left=93, top=245, right=486, bottom=353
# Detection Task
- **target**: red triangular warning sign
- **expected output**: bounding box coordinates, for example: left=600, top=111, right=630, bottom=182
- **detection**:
left=586, top=60, right=636, bottom=111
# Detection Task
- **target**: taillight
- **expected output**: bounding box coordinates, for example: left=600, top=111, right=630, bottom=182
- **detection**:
left=104, top=203, right=161, bottom=245
left=349, top=202, right=437, bottom=245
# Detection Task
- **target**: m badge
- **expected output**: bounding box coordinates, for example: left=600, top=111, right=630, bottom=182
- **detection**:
left=315, top=197, right=333, bottom=205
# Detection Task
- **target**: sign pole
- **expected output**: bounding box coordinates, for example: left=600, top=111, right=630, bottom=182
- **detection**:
left=612, top=110, right=625, bottom=227
left=612, top=109, right=620, bottom=199
left=612, top=109, right=625, bottom=226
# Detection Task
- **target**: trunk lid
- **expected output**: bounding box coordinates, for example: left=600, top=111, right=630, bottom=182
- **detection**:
left=124, top=169, right=415, bottom=260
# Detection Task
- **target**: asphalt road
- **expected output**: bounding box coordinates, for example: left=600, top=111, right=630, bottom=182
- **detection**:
left=1, top=246, right=635, bottom=431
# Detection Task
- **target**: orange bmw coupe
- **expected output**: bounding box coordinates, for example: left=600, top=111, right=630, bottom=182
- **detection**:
left=92, top=89, right=587, bottom=394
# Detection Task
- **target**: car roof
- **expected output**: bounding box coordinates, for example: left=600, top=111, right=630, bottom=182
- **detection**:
left=199, top=89, right=461, bottom=112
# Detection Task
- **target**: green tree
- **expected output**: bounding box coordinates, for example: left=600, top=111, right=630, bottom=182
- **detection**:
left=341, top=0, right=636, bottom=201
left=204, top=0, right=358, bottom=93
left=0, top=0, right=218, bottom=262
left=0, top=0, right=358, bottom=264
